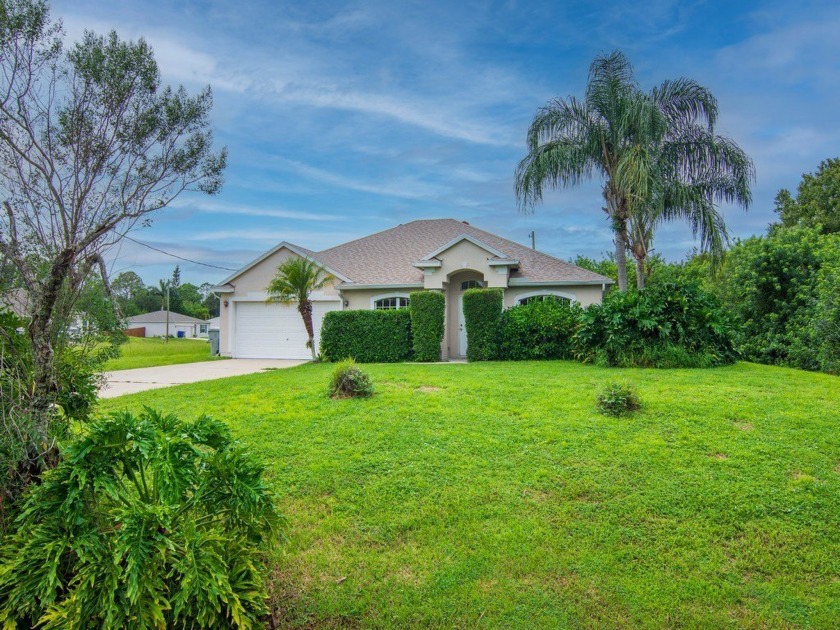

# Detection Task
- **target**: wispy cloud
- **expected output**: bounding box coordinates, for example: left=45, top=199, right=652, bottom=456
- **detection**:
left=275, top=159, right=449, bottom=200
left=169, top=198, right=345, bottom=222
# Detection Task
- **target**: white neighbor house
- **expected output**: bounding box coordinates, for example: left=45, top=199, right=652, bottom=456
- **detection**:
left=126, top=310, right=209, bottom=338
left=211, top=218, right=612, bottom=361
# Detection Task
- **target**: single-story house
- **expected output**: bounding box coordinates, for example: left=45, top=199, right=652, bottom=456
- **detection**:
left=126, top=310, right=210, bottom=338
left=212, top=218, right=613, bottom=360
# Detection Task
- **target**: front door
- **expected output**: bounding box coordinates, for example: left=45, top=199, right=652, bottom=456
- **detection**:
left=458, top=294, right=467, bottom=356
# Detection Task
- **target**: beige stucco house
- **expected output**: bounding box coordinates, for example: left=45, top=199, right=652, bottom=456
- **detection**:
left=211, top=218, right=612, bottom=360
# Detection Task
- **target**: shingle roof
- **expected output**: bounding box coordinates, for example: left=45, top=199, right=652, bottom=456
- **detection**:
left=127, top=310, right=207, bottom=324
left=313, top=219, right=611, bottom=286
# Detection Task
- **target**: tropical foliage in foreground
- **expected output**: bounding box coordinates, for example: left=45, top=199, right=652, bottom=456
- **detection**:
left=0, top=409, right=282, bottom=629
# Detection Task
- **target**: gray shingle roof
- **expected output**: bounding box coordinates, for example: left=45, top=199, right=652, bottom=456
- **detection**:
left=127, top=310, right=207, bottom=324
left=313, top=219, right=612, bottom=286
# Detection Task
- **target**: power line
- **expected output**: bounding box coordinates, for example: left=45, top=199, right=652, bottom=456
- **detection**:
left=123, top=235, right=238, bottom=272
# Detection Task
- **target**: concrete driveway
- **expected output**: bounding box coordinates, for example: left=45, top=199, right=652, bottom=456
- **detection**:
left=100, top=359, right=307, bottom=398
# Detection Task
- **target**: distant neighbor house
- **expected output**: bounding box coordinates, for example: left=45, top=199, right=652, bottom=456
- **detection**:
left=126, top=310, right=209, bottom=339
left=211, top=218, right=612, bottom=360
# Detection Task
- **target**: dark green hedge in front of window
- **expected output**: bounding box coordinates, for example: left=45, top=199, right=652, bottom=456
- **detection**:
left=320, top=309, right=413, bottom=363
left=462, top=288, right=503, bottom=361
left=409, top=290, right=445, bottom=362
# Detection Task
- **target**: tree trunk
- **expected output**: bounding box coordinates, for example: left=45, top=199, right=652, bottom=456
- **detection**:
left=298, top=300, right=317, bottom=361
left=26, top=251, right=73, bottom=459
left=614, top=227, right=629, bottom=292
left=635, top=257, right=645, bottom=289
left=605, top=189, right=629, bottom=292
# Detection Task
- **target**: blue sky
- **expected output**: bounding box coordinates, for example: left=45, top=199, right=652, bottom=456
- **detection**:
left=53, top=0, right=840, bottom=286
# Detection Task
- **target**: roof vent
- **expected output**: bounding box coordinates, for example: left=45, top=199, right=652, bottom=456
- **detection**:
left=461, top=220, right=469, bottom=225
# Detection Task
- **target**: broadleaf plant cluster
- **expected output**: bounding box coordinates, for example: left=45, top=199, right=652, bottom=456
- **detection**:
left=0, top=408, right=283, bottom=629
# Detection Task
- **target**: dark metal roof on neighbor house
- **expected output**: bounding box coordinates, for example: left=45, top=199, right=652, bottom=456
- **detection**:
left=127, top=310, right=207, bottom=324
left=312, top=219, right=612, bottom=286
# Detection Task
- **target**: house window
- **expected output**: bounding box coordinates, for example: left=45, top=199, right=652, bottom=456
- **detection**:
left=199, top=324, right=208, bottom=334
left=518, top=294, right=571, bottom=306
left=460, top=280, right=484, bottom=290
left=374, top=296, right=410, bottom=310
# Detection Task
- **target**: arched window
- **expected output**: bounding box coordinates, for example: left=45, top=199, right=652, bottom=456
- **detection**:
left=460, top=280, right=484, bottom=290
left=517, top=293, right=573, bottom=306
left=373, top=296, right=410, bottom=310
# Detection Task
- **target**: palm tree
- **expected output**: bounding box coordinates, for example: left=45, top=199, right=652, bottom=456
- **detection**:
left=516, top=51, right=659, bottom=291
left=515, top=51, right=751, bottom=291
left=266, top=258, right=331, bottom=361
left=626, top=85, right=754, bottom=288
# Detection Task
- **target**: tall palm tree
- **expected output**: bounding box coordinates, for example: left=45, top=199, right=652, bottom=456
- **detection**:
left=515, top=51, right=751, bottom=291
left=266, top=258, right=331, bottom=361
left=516, top=51, right=659, bottom=291
left=626, top=84, right=754, bottom=288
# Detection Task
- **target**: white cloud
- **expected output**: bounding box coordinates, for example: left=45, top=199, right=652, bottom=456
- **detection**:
left=275, top=159, right=449, bottom=200
left=169, top=198, right=345, bottom=222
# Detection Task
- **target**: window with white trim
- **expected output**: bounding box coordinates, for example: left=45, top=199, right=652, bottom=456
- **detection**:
left=518, top=294, right=571, bottom=306
left=374, top=296, right=410, bottom=310
left=199, top=324, right=208, bottom=334
left=460, top=280, right=484, bottom=290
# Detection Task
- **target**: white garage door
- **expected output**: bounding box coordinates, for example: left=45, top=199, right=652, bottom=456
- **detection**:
left=233, top=301, right=335, bottom=359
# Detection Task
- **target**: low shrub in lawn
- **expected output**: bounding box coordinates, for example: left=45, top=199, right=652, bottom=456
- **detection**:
left=496, top=299, right=579, bottom=360
left=596, top=382, right=641, bottom=417
left=320, top=309, right=413, bottom=363
left=462, top=288, right=503, bottom=362
left=409, top=291, right=445, bottom=362
left=328, top=359, right=374, bottom=398
left=0, top=409, right=282, bottom=629
left=574, top=283, right=738, bottom=368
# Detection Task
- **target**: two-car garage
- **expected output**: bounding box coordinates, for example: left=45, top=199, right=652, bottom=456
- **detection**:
left=231, top=301, right=338, bottom=359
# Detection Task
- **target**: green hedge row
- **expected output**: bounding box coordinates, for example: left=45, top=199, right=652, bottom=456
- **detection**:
left=462, top=288, right=503, bottom=361
left=409, top=291, right=445, bottom=362
left=496, top=299, right=578, bottom=360
left=320, top=309, right=413, bottom=363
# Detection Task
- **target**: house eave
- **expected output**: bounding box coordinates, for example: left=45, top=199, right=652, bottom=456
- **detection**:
left=337, top=282, right=425, bottom=290
left=508, top=279, right=614, bottom=286
left=487, top=258, right=519, bottom=266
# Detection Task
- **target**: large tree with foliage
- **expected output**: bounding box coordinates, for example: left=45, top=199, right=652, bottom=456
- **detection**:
left=0, top=1, right=226, bottom=461
left=775, top=157, right=840, bottom=234
left=516, top=50, right=752, bottom=290
left=266, top=257, right=331, bottom=361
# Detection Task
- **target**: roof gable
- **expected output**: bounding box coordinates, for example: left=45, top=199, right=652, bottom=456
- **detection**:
left=216, top=241, right=352, bottom=287
left=418, top=234, right=511, bottom=262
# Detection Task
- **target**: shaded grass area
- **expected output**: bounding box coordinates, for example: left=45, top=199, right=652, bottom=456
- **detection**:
left=99, top=361, right=840, bottom=628
left=104, top=337, right=222, bottom=371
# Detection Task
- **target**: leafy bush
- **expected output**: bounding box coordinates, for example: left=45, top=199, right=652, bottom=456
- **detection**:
left=719, top=226, right=840, bottom=373
left=596, top=382, right=641, bottom=416
left=574, top=283, right=738, bottom=368
left=0, top=408, right=282, bottom=628
left=462, top=288, right=503, bottom=361
left=496, top=299, right=579, bottom=360
left=409, top=291, right=445, bottom=362
left=320, top=309, right=412, bottom=363
left=328, top=359, right=374, bottom=398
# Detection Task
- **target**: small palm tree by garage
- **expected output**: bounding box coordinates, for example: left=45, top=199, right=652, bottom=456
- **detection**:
left=267, top=258, right=331, bottom=360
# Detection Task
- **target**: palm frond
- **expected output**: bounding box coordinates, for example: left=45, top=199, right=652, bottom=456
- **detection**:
left=651, top=78, right=718, bottom=129
left=266, top=257, right=331, bottom=304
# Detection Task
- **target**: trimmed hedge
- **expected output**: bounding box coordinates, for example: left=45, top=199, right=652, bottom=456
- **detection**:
left=320, top=309, right=413, bottom=363
left=462, top=288, right=503, bottom=361
left=409, top=291, right=445, bottom=362
left=496, top=299, right=579, bottom=360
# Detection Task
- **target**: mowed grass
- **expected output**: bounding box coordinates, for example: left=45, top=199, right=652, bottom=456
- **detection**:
left=99, top=361, right=840, bottom=628
left=104, top=337, right=222, bottom=371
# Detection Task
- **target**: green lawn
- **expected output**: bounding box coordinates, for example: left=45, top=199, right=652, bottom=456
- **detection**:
left=104, top=337, right=222, bottom=371
left=99, top=361, right=840, bottom=628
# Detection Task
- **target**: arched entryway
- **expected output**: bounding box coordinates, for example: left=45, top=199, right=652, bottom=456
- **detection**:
left=446, top=270, right=486, bottom=359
